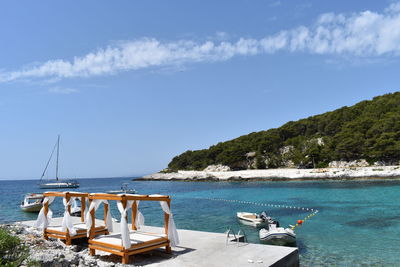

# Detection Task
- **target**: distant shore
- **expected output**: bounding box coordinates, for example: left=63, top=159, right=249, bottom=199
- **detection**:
left=137, top=165, right=400, bottom=182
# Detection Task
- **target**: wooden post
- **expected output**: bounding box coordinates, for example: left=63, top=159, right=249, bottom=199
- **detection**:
left=104, top=203, right=108, bottom=224
left=89, top=198, right=96, bottom=256
left=164, top=199, right=170, bottom=236
left=89, top=199, right=96, bottom=239
left=131, top=201, right=137, bottom=230
left=43, top=200, right=49, bottom=240
left=121, top=197, right=129, bottom=263
left=165, top=199, right=172, bottom=253
left=122, top=254, right=129, bottom=264
left=104, top=202, right=110, bottom=234
left=80, top=196, right=85, bottom=222
left=65, top=193, right=71, bottom=245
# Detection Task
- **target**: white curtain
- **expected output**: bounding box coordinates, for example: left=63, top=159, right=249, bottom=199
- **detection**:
left=61, top=197, right=77, bottom=236
left=135, top=200, right=145, bottom=229
left=116, top=200, right=134, bottom=249
left=85, top=199, right=113, bottom=236
left=159, top=201, right=180, bottom=247
left=34, top=196, right=55, bottom=229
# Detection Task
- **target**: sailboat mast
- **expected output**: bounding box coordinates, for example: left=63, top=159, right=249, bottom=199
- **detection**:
left=56, top=135, right=60, bottom=181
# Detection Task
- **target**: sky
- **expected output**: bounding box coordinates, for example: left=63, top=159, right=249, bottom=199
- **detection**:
left=1, top=0, right=400, bottom=180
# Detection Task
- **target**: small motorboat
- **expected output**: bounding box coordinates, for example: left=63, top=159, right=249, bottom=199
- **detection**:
left=259, top=223, right=296, bottom=245
left=237, top=211, right=276, bottom=227
left=107, top=183, right=137, bottom=194
left=20, top=193, right=45, bottom=212
left=70, top=198, right=82, bottom=217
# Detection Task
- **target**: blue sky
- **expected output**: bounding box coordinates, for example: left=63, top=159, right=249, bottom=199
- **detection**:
left=1, top=0, right=400, bottom=179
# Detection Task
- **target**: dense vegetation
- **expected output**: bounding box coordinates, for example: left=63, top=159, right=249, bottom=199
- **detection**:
left=0, top=227, right=29, bottom=267
left=168, top=92, right=400, bottom=171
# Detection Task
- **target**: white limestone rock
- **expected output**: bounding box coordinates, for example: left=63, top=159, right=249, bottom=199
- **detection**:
left=203, top=164, right=231, bottom=172
left=328, top=159, right=370, bottom=168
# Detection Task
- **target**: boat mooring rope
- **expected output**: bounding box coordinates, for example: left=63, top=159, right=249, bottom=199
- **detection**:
left=193, top=197, right=319, bottom=230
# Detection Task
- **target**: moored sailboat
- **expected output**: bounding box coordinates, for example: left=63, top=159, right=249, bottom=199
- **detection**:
left=38, top=135, right=79, bottom=189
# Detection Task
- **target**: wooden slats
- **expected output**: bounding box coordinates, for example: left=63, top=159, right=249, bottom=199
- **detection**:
left=129, top=237, right=167, bottom=250
left=88, top=193, right=123, bottom=201
left=43, top=191, right=88, bottom=198
left=89, top=239, right=124, bottom=250
left=126, top=241, right=169, bottom=256
left=88, top=244, right=124, bottom=256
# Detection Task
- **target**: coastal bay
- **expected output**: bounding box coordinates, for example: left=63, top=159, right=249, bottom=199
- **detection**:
left=140, top=165, right=400, bottom=181
left=2, top=177, right=400, bottom=266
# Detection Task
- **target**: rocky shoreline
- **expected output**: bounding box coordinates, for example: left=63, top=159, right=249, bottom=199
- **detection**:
left=2, top=223, right=168, bottom=267
left=138, top=166, right=400, bottom=182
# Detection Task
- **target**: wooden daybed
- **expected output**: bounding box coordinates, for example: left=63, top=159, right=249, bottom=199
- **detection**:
left=40, top=192, right=109, bottom=245
left=88, top=193, right=176, bottom=264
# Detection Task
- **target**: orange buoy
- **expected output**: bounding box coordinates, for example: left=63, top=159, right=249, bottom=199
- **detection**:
left=297, top=220, right=303, bottom=224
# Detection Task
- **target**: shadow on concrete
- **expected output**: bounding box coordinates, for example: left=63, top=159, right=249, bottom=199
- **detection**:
left=96, top=246, right=196, bottom=265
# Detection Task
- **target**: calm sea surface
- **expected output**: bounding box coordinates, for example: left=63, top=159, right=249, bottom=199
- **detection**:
left=1, top=177, right=400, bottom=266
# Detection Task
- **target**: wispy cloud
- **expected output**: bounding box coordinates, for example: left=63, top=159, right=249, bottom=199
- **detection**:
left=1, top=2, right=400, bottom=83
left=269, top=1, right=282, bottom=7
left=48, top=86, right=78, bottom=94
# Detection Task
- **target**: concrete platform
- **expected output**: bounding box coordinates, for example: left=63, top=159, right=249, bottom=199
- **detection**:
left=20, top=217, right=299, bottom=267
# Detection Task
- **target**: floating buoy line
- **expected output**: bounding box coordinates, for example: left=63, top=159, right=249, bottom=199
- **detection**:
left=192, top=197, right=319, bottom=230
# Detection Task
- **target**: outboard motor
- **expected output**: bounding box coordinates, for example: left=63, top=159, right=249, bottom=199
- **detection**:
left=271, top=219, right=280, bottom=227
left=260, top=211, right=271, bottom=222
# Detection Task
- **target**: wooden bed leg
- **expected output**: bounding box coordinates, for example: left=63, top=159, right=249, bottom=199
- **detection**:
left=166, top=245, right=172, bottom=254
left=65, top=231, right=71, bottom=245
left=89, top=248, right=95, bottom=256
left=122, top=254, right=129, bottom=264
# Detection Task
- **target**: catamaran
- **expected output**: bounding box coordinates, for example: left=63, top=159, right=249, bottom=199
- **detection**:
left=38, top=135, right=79, bottom=189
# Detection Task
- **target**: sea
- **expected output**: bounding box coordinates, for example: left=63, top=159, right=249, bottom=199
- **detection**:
left=1, top=177, right=400, bottom=266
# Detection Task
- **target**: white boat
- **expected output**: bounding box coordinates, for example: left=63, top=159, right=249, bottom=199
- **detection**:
left=237, top=211, right=275, bottom=227
left=106, top=183, right=137, bottom=194
left=259, top=223, right=296, bottom=245
left=20, top=193, right=45, bottom=212
left=70, top=198, right=82, bottom=216
left=38, top=135, right=80, bottom=189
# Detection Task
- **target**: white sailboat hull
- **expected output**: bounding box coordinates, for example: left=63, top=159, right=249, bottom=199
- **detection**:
left=39, top=181, right=79, bottom=189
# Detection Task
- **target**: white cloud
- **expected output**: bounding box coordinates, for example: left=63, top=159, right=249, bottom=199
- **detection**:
left=2, top=2, right=400, bottom=83
left=48, top=87, right=78, bottom=94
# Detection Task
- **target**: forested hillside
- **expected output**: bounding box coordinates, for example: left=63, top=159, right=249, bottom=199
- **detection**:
left=168, top=92, right=400, bottom=171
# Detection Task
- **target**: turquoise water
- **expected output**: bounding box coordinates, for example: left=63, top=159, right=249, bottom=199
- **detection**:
left=1, top=178, right=400, bottom=266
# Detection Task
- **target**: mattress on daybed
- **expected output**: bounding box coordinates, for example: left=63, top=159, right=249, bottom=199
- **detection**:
left=47, top=222, right=105, bottom=232
left=92, top=231, right=167, bottom=248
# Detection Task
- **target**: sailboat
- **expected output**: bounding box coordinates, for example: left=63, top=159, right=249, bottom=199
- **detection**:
left=38, top=135, right=80, bottom=189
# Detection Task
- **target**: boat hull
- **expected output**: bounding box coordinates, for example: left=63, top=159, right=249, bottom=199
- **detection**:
left=259, top=228, right=296, bottom=245
left=39, top=182, right=79, bottom=189
left=237, top=212, right=268, bottom=227
left=106, top=190, right=137, bottom=194
left=20, top=203, right=42, bottom=212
